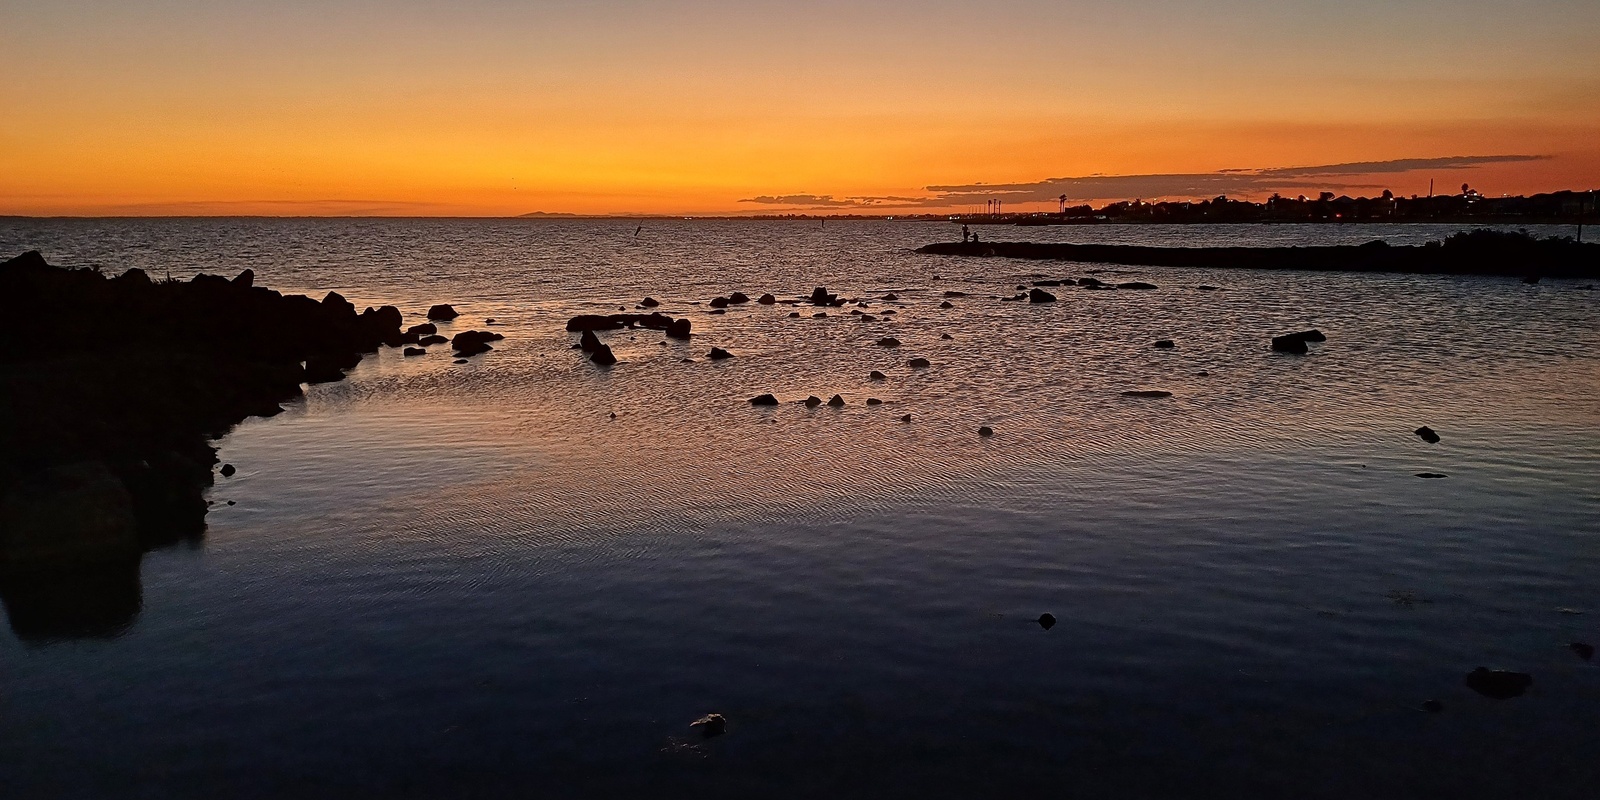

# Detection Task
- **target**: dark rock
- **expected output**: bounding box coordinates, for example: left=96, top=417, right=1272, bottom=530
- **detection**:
left=869, top=371, right=887, bottom=380
left=1415, top=472, right=1448, bottom=479
left=1421, top=699, right=1444, bottom=713
left=813, top=312, right=828, bottom=318
left=909, top=358, right=930, bottom=368
left=219, top=463, right=236, bottom=477
left=1034, top=280, right=1061, bottom=287
left=877, top=337, right=901, bottom=347
left=940, top=333, right=953, bottom=340
left=882, top=293, right=899, bottom=300
left=589, top=344, right=617, bottom=366
left=1287, top=329, right=1326, bottom=342
left=827, top=394, right=845, bottom=407
left=708, top=347, right=733, bottom=360
left=788, top=312, right=800, bottom=318
left=758, top=293, right=776, bottom=305
left=232, top=269, right=254, bottom=288
left=1414, top=426, right=1440, bottom=444
left=1117, top=282, right=1158, bottom=290
left=1038, top=613, right=1056, bottom=630
left=728, top=292, right=750, bottom=304
left=1570, top=642, right=1595, bottom=661
left=419, top=334, right=448, bottom=346
left=304, top=354, right=354, bottom=383
left=407, top=322, right=437, bottom=335
left=484, top=318, right=496, bottom=324
left=978, top=426, right=994, bottom=437
left=453, top=358, right=468, bottom=364
left=1197, top=285, right=1220, bottom=291
left=641, top=297, right=660, bottom=307
left=866, top=398, right=882, bottom=406
left=427, top=304, right=459, bottom=321
left=1270, top=334, right=1309, bottom=354
left=1078, top=277, right=1105, bottom=287
left=939, top=301, right=954, bottom=309
left=749, top=394, right=779, bottom=406
left=1465, top=667, right=1532, bottom=699
left=710, top=297, right=729, bottom=309
left=321, top=291, right=357, bottom=317
left=403, top=347, right=426, bottom=357
left=804, top=396, right=823, bottom=408
left=900, top=414, right=912, bottom=422
left=452, top=330, right=504, bottom=357
left=690, top=713, right=727, bottom=737
left=1028, top=288, right=1057, bottom=303
left=943, top=291, right=967, bottom=298
left=810, top=287, right=838, bottom=306
left=580, top=330, right=602, bottom=352
left=1121, top=390, right=1172, bottom=398
left=667, top=318, right=692, bottom=339
left=1154, top=340, right=1174, bottom=348
left=858, top=314, right=876, bottom=322
left=881, top=310, right=896, bottom=315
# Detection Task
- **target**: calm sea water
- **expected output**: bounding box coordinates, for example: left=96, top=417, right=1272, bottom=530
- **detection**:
left=2, top=219, right=1597, bottom=798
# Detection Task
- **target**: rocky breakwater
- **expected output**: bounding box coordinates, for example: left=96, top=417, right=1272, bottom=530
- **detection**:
left=0, top=251, right=419, bottom=640
left=916, top=229, right=1600, bottom=280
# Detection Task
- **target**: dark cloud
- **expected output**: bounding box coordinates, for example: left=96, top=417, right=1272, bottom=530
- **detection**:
left=742, top=155, right=1552, bottom=210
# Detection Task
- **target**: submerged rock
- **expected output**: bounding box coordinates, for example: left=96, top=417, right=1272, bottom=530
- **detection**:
left=1154, top=339, right=1175, bottom=348
left=1465, top=667, right=1532, bottom=699
left=219, top=464, right=236, bottom=477
left=877, top=337, right=901, bottom=347
left=1415, top=472, right=1448, bottom=479
left=1122, top=390, right=1172, bottom=398
left=940, top=333, right=953, bottom=340
left=452, top=330, right=504, bottom=357
left=1028, top=288, right=1057, bottom=303
left=427, top=304, right=459, bottom=321
left=640, top=297, right=660, bottom=307
left=758, top=293, right=776, bottom=305
left=869, top=371, right=887, bottom=381
left=804, top=396, right=823, bottom=408
left=866, top=398, right=883, bottom=406
left=729, top=292, right=750, bottom=304
left=407, top=322, right=437, bottom=335
left=827, top=394, right=845, bottom=407
left=749, top=394, right=779, bottom=406
left=1117, top=282, right=1158, bottom=290
left=909, top=357, right=930, bottom=368
left=1270, top=334, right=1309, bottom=354
left=403, top=347, right=426, bottom=357
left=419, top=334, right=448, bottom=346
left=978, top=426, right=994, bottom=437
left=939, top=301, right=954, bottom=309
left=1569, top=642, right=1595, bottom=661
left=1038, top=613, right=1056, bottom=630
left=708, top=347, right=733, bottom=360
left=709, top=297, right=729, bottom=309
left=900, top=414, right=913, bottom=422
left=1415, top=426, right=1440, bottom=444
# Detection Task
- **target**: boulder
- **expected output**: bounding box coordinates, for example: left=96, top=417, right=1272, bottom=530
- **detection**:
left=877, top=337, right=901, bottom=347
left=909, top=357, right=930, bottom=368
left=589, top=344, right=617, bottom=366
left=667, top=318, right=692, bottom=339
left=419, top=334, right=448, bottom=346
left=452, top=330, right=503, bottom=357
left=580, top=330, right=601, bottom=352
left=939, top=301, right=954, bottom=309
left=1414, top=426, right=1440, bottom=444
left=232, top=269, right=254, bottom=288
left=866, top=398, right=882, bottom=406
left=814, top=312, right=828, bottom=318
left=1038, top=613, right=1056, bottom=630
left=403, top=347, right=426, bottom=357
left=827, top=394, right=845, bottom=407
left=900, top=414, right=912, bottom=422
left=810, top=287, right=836, bottom=306
left=943, top=291, right=967, bottom=298
left=749, top=394, right=779, bottom=406
left=1270, top=334, right=1309, bottom=354
left=882, top=293, right=899, bottom=301
left=407, top=322, right=437, bottom=335
left=219, top=463, right=236, bottom=477
left=758, top=293, right=776, bottom=305
left=869, top=371, right=887, bottom=380
left=1197, top=285, right=1220, bottom=291
left=1415, top=472, right=1448, bottom=479
left=788, top=312, right=801, bottom=318
left=708, top=347, right=733, bottom=360
left=728, top=292, right=750, bottom=304
left=322, top=291, right=357, bottom=317
left=1154, top=340, right=1175, bottom=349
left=1028, top=288, right=1056, bottom=303
left=427, top=303, right=459, bottom=321
left=804, top=396, right=823, bottom=408
left=940, top=333, right=953, bottom=340
left=1465, top=667, right=1532, bottom=699
left=1078, top=277, right=1105, bottom=287
left=1118, top=282, right=1158, bottom=290
left=978, top=426, right=994, bottom=437
left=690, top=713, right=727, bottom=737
left=710, top=297, right=729, bottom=309
left=641, top=297, right=660, bottom=307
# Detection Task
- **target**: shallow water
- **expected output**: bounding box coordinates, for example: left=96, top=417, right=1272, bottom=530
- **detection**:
left=2, top=220, right=1597, bottom=798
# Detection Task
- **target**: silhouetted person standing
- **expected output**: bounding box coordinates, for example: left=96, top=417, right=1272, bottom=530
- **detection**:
left=962, top=224, right=970, bottom=242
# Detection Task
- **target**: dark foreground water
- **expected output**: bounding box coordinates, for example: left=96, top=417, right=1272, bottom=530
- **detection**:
left=1, top=220, right=1597, bottom=798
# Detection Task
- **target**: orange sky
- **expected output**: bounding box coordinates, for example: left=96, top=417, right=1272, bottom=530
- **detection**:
left=3, top=1, right=1597, bottom=216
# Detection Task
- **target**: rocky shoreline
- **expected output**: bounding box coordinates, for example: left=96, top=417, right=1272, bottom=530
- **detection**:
left=0, top=251, right=442, bottom=638
left=917, top=229, right=1600, bottom=280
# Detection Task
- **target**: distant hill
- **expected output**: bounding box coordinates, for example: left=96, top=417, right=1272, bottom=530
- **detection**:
left=516, top=211, right=579, bottom=218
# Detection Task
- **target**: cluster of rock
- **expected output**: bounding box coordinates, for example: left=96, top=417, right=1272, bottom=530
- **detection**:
left=0, top=251, right=448, bottom=585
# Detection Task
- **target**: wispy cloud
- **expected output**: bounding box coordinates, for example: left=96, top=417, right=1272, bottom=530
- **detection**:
left=740, top=155, right=1552, bottom=210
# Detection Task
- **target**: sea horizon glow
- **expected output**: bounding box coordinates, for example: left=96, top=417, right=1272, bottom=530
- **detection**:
left=3, top=0, right=1598, bottom=215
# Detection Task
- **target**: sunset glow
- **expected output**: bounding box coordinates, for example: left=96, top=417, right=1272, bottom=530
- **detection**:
left=4, top=0, right=1598, bottom=215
